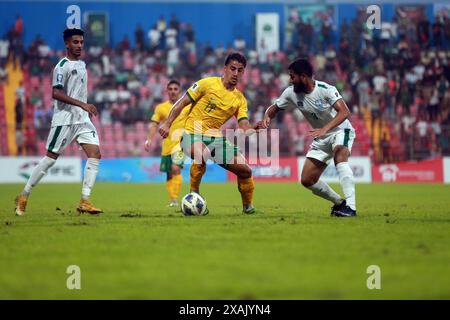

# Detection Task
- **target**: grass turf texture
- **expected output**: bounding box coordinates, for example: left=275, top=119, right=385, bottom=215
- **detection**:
left=0, top=182, right=449, bottom=299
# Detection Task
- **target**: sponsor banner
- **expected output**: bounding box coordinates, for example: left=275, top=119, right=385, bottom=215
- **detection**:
left=372, top=158, right=443, bottom=183
left=445, top=158, right=450, bottom=184
left=297, top=157, right=372, bottom=183
left=87, top=157, right=227, bottom=183
left=84, top=12, right=109, bottom=46
left=228, top=157, right=298, bottom=182
left=256, top=13, right=280, bottom=54
left=0, top=157, right=81, bottom=183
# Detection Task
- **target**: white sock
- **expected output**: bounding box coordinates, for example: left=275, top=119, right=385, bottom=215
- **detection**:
left=336, top=162, right=356, bottom=210
left=82, top=158, right=100, bottom=200
left=23, top=156, right=57, bottom=196
left=307, top=180, right=343, bottom=205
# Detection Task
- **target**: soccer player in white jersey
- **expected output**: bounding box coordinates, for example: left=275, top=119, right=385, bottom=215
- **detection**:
left=14, top=28, right=102, bottom=215
left=262, top=58, right=357, bottom=217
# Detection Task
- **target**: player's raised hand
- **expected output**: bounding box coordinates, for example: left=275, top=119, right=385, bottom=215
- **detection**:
left=144, top=139, right=152, bottom=152
left=81, top=103, right=98, bottom=117
left=158, top=121, right=170, bottom=138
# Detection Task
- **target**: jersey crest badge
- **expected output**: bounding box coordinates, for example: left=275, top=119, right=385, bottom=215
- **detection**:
left=314, top=100, right=326, bottom=110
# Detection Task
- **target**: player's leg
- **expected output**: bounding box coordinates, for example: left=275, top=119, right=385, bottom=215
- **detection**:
left=167, top=165, right=181, bottom=206
left=225, top=157, right=255, bottom=214
left=161, top=155, right=176, bottom=205
left=301, top=157, right=344, bottom=209
left=165, top=171, right=176, bottom=206
left=332, top=129, right=357, bottom=216
left=212, top=138, right=255, bottom=214
left=182, top=133, right=209, bottom=193
left=77, top=123, right=102, bottom=214
left=14, top=125, right=71, bottom=216
left=189, top=141, right=208, bottom=193
left=168, top=150, right=184, bottom=206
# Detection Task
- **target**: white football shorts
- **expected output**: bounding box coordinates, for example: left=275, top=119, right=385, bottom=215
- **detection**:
left=306, top=128, right=356, bottom=164
left=46, top=121, right=99, bottom=154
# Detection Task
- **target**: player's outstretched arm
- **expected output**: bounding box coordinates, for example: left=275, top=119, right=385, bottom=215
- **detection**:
left=308, top=99, right=351, bottom=139
left=145, top=121, right=158, bottom=152
left=159, top=93, right=191, bottom=138
left=237, top=118, right=260, bottom=135
left=262, top=104, right=281, bottom=129
left=52, top=87, right=98, bottom=116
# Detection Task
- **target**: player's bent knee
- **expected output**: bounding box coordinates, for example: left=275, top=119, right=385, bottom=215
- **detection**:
left=301, top=177, right=316, bottom=188
left=91, top=149, right=101, bottom=159
left=172, top=166, right=181, bottom=175
left=334, top=147, right=349, bottom=163
left=46, top=151, right=59, bottom=160
left=238, top=167, right=252, bottom=179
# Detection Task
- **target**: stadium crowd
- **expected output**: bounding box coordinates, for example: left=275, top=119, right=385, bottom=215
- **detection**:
left=1, top=11, right=449, bottom=162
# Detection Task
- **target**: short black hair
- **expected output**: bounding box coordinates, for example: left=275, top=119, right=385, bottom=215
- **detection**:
left=167, top=79, right=180, bottom=88
left=63, top=28, right=84, bottom=41
left=224, top=52, right=247, bottom=68
left=288, top=58, right=313, bottom=78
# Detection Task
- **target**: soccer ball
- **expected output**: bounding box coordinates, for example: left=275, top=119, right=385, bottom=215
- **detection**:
left=181, top=192, right=208, bottom=216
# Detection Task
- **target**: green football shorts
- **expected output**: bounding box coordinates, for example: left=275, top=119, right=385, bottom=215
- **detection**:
left=181, top=132, right=239, bottom=166
left=160, top=150, right=185, bottom=173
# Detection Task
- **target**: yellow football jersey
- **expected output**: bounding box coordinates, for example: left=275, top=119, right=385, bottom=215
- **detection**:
left=185, top=77, right=248, bottom=137
left=151, top=100, right=190, bottom=156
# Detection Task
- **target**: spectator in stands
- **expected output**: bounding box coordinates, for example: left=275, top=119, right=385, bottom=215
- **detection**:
left=444, top=17, right=450, bottom=50
left=417, top=12, right=430, bottom=48
left=117, top=35, right=130, bottom=53
left=24, top=124, right=37, bottom=155
left=148, top=24, right=160, bottom=52
left=15, top=129, right=24, bottom=155
left=285, top=17, right=295, bottom=49
left=0, top=35, right=9, bottom=67
left=122, top=95, right=144, bottom=125
left=157, top=15, right=167, bottom=49
left=16, top=80, right=25, bottom=102
left=169, top=14, right=180, bottom=43
left=14, top=15, right=23, bottom=38
left=9, top=28, right=24, bottom=69
left=135, top=24, right=145, bottom=51
left=15, top=96, right=23, bottom=129
left=432, top=17, right=443, bottom=48
left=380, top=133, right=391, bottom=164
left=0, top=66, right=6, bottom=82
left=234, top=36, right=246, bottom=52
left=33, top=103, right=50, bottom=140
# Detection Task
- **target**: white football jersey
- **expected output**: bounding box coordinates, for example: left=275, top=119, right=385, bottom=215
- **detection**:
left=276, top=80, right=354, bottom=135
left=51, top=57, right=89, bottom=126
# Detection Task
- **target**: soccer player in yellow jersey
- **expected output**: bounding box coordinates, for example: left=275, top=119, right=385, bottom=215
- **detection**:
left=145, top=80, right=190, bottom=207
left=159, top=53, right=261, bottom=214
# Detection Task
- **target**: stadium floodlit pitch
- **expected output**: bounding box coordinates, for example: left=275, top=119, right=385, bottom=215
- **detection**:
left=0, top=182, right=449, bottom=299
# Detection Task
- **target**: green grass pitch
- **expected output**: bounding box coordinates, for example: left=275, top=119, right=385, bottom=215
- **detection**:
left=0, top=182, right=449, bottom=299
